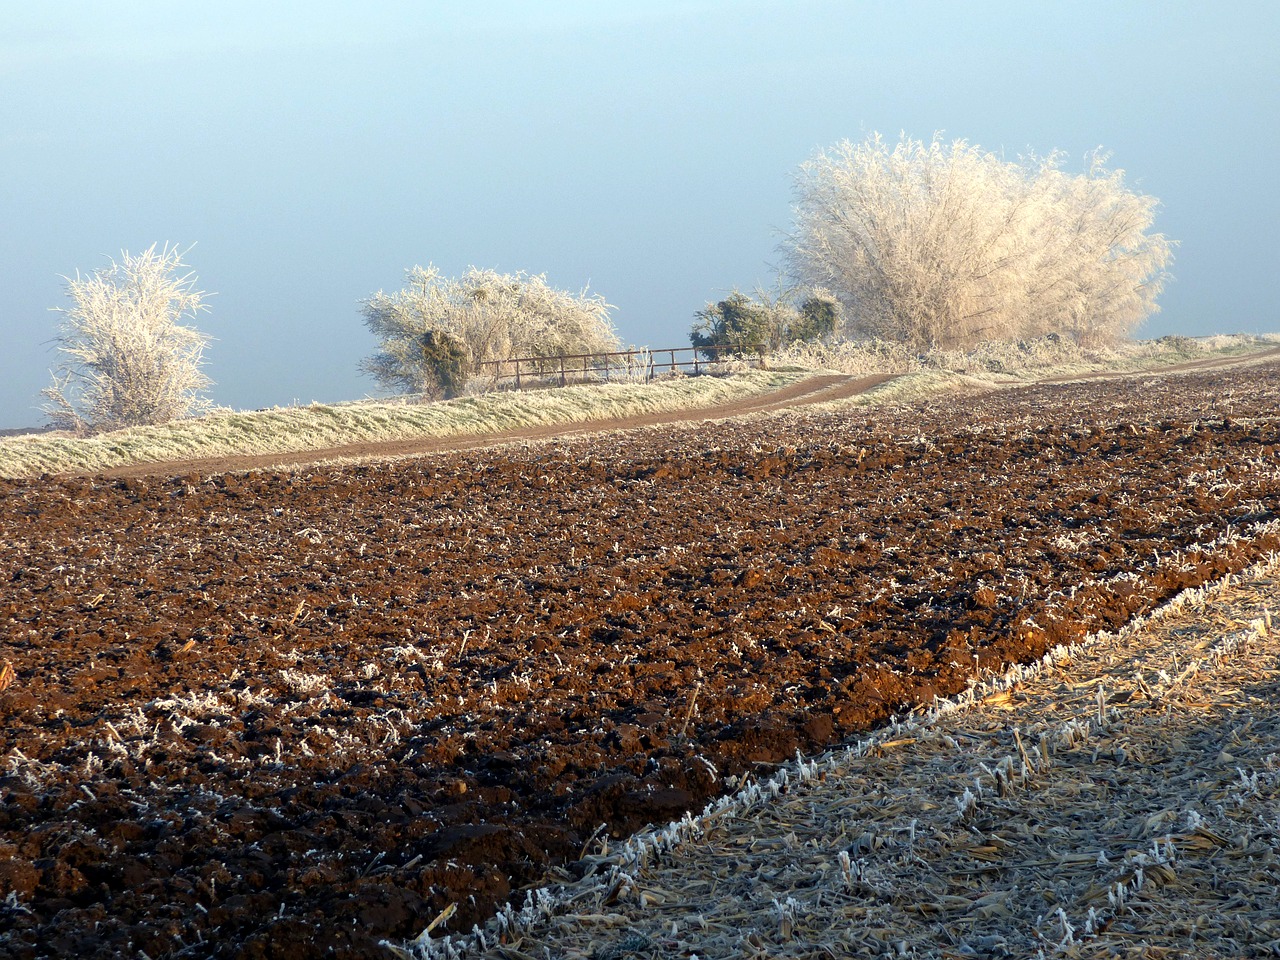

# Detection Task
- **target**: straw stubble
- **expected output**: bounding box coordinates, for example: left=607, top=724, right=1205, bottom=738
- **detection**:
left=421, top=561, right=1280, bottom=959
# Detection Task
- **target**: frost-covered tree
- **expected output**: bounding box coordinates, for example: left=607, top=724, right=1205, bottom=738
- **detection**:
left=360, top=265, right=620, bottom=398
left=42, top=245, right=213, bottom=432
left=783, top=133, right=1174, bottom=349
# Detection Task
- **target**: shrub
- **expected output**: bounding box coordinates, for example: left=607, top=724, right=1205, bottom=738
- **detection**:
left=788, top=291, right=841, bottom=344
left=691, top=288, right=842, bottom=357
left=42, top=245, right=213, bottom=433
left=360, top=265, right=621, bottom=399
left=691, top=291, right=777, bottom=356
left=783, top=133, right=1174, bottom=349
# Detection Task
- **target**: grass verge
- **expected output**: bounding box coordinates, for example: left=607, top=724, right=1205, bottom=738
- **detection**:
left=786, top=333, right=1280, bottom=410
left=0, top=370, right=808, bottom=479
left=4, top=334, right=1273, bottom=480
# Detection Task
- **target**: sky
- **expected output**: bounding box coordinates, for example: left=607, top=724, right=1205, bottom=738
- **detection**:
left=2, top=1, right=1277, bottom=428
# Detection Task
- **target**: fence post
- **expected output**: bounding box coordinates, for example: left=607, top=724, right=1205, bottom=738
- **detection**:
left=515, top=358, right=522, bottom=390
left=560, top=356, right=566, bottom=387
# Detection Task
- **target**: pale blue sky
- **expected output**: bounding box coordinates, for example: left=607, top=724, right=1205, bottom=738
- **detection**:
left=2, top=2, right=1276, bottom=428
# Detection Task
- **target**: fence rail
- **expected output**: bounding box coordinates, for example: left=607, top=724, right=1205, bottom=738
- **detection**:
left=476, top=345, right=757, bottom=389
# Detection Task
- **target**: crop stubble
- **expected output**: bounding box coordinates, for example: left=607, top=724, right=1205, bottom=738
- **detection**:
left=482, top=553, right=1280, bottom=959
left=2, top=364, right=1280, bottom=958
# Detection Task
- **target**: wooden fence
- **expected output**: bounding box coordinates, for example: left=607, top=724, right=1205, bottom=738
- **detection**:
left=476, top=345, right=757, bottom=390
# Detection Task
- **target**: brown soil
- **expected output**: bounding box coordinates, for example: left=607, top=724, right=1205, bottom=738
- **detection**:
left=2, top=363, right=1280, bottom=958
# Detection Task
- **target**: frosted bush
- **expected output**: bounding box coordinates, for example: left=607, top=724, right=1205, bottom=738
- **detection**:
left=360, top=265, right=621, bottom=399
left=784, top=133, right=1174, bottom=349
left=42, top=245, right=213, bottom=432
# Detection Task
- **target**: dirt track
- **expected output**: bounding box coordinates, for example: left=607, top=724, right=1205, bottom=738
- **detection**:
left=1040, top=343, right=1280, bottom=383
left=96, top=374, right=893, bottom=480
left=90, top=344, right=1280, bottom=481
left=2, top=361, right=1280, bottom=958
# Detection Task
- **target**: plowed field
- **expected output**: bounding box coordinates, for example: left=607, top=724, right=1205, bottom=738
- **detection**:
left=3, top=363, right=1280, bottom=958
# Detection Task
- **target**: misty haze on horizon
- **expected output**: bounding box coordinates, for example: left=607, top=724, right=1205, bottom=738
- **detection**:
left=1, top=2, right=1276, bottom=429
